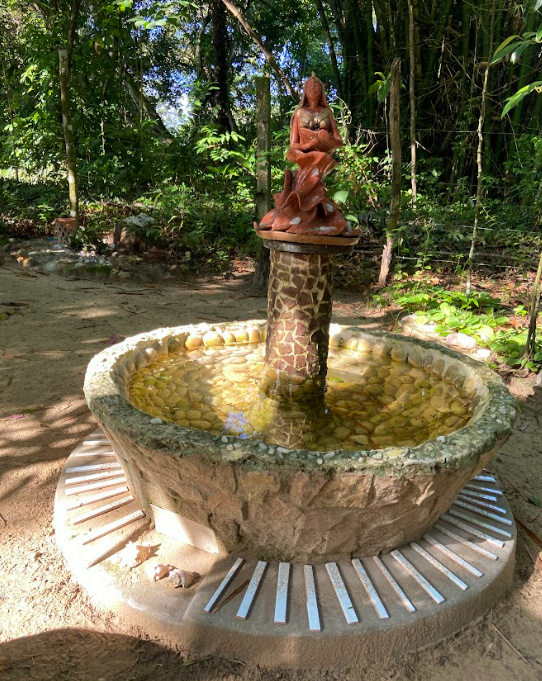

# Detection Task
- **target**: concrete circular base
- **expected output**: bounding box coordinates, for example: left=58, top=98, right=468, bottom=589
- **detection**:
left=54, top=430, right=516, bottom=669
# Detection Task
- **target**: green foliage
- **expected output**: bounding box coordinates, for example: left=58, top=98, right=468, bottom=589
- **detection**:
left=373, top=282, right=542, bottom=371
left=502, top=81, right=542, bottom=117
left=413, top=303, right=508, bottom=344
left=489, top=327, right=542, bottom=372
left=491, top=15, right=542, bottom=116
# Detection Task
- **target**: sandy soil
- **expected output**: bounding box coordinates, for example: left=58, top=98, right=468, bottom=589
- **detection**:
left=1, top=260, right=542, bottom=681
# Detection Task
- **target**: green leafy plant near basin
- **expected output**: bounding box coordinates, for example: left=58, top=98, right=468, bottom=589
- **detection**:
left=373, top=282, right=542, bottom=372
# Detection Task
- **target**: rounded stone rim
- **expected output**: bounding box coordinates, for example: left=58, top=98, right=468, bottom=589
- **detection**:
left=83, top=320, right=517, bottom=475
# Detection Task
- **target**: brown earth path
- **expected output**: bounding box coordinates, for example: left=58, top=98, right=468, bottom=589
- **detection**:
left=1, top=260, right=542, bottom=681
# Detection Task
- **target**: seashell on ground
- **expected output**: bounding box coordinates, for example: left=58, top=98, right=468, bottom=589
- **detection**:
left=168, top=568, right=200, bottom=588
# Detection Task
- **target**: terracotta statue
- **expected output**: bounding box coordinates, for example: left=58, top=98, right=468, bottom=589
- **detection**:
left=259, top=73, right=353, bottom=237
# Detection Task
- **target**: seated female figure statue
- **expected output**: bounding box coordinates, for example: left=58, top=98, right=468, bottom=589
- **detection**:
left=259, top=73, right=350, bottom=237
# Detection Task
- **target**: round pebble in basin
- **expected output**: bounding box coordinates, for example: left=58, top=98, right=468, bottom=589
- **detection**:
left=84, top=320, right=516, bottom=564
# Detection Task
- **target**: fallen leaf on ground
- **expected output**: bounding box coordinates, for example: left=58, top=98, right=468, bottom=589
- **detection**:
left=146, top=563, right=174, bottom=581
left=119, top=542, right=157, bottom=568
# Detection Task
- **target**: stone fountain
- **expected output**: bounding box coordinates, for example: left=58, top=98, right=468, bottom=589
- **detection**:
left=55, top=75, right=517, bottom=668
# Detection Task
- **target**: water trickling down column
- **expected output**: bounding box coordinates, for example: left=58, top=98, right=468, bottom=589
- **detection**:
left=261, top=247, right=333, bottom=401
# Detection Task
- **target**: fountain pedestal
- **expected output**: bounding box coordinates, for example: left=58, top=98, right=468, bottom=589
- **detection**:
left=262, top=246, right=332, bottom=399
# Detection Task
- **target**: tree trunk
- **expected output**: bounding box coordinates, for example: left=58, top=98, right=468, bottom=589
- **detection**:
left=365, top=0, right=375, bottom=126
left=211, top=0, right=230, bottom=131
left=67, top=0, right=80, bottom=67
left=254, top=76, right=271, bottom=222
left=195, top=12, right=211, bottom=80
left=58, top=47, right=79, bottom=226
left=251, top=75, right=272, bottom=292
left=378, top=58, right=401, bottom=289
left=348, top=0, right=367, bottom=99
left=220, top=0, right=298, bottom=101
left=123, top=74, right=172, bottom=139
left=466, top=0, right=496, bottom=295
left=315, top=0, right=344, bottom=101
left=422, top=0, right=453, bottom=98
left=407, top=0, right=417, bottom=206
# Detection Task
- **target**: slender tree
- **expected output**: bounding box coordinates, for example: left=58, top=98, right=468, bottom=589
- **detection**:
left=251, top=75, right=272, bottom=291
left=466, top=0, right=497, bottom=294
left=58, top=47, right=79, bottom=226
left=407, top=0, right=417, bottom=206
left=211, top=0, right=231, bottom=131
left=378, top=58, right=401, bottom=288
left=220, top=0, right=298, bottom=101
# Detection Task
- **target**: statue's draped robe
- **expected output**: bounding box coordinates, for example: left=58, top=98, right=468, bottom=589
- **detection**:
left=259, top=110, right=349, bottom=237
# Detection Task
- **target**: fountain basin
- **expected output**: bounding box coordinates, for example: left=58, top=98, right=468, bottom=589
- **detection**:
left=84, top=321, right=516, bottom=563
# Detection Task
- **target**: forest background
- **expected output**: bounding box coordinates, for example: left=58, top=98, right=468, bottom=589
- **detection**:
left=1, top=0, right=542, bottom=371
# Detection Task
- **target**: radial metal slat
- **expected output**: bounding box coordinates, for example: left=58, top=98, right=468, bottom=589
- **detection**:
left=236, top=561, right=268, bottom=620
left=204, top=558, right=245, bottom=613
left=325, top=562, right=359, bottom=624
left=424, top=533, right=483, bottom=577
left=434, top=522, right=498, bottom=560
left=66, top=486, right=130, bottom=511
left=465, top=484, right=503, bottom=496
left=460, top=489, right=499, bottom=502
left=453, top=500, right=511, bottom=524
left=66, top=462, right=121, bottom=474
left=65, top=470, right=125, bottom=486
left=70, top=496, right=134, bottom=525
left=351, top=559, right=389, bottom=619
left=81, top=509, right=145, bottom=544
left=391, top=550, right=445, bottom=604
left=304, top=565, right=321, bottom=632
left=274, top=562, right=290, bottom=624
left=458, top=494, right=507, bottom=515
left=474, top=474, right=496, bottom=483
left=373, top=556, right=416, bottom=613
left=441, top=513, right=505, bottom=548
left=82, top=439, right=110, bottom=446
left=73, top=450, right=116, bottom=458
left=410, top=542, right=468, bottom=590
left=65, top=476, right=127, bottom=496
left=448, top=508, right=512, bottom=537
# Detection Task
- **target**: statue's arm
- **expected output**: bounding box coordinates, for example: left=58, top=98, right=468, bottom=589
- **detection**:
left=289, top=112, right=300, bottom=147
left=289, top=111, right=320, bottom=152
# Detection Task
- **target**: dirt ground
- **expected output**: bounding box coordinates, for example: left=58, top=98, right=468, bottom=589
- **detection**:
left=1, top=259, right=542, bottom=681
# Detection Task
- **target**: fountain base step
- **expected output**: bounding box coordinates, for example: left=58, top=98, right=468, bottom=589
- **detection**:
left=54, top=430, right=516, bottom=669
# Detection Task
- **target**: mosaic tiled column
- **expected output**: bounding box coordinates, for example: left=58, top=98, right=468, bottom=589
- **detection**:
left=261, top=248, right=333, bottom=400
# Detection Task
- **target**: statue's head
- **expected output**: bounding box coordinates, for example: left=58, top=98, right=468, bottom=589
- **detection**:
left=299, top=72, right=328, bottom=108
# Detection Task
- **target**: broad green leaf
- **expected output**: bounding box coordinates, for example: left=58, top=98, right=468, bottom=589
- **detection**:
left=491, top=35, right=520, bottom=63
left=478, top=326, right=494, bottom=341
left=502, top=80, right=542, bottom=116
left=332, top=190, right=349, bottom=204
left=491, top=40, right=524, bottom=64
